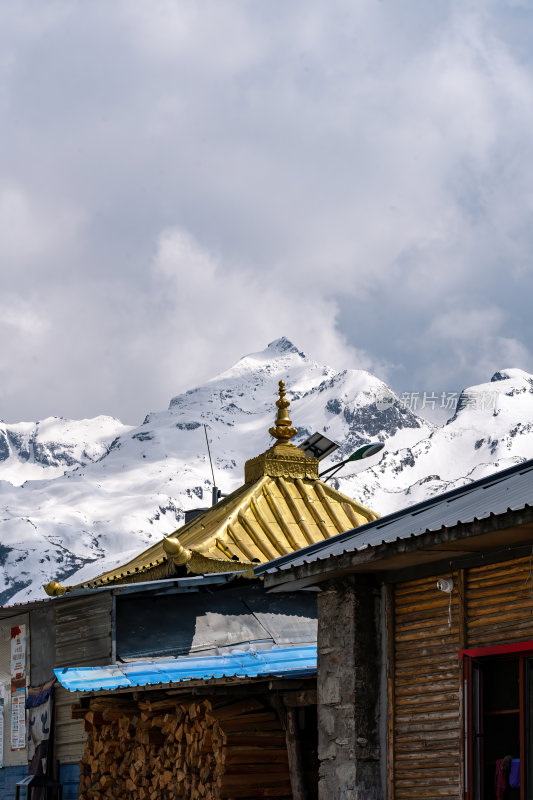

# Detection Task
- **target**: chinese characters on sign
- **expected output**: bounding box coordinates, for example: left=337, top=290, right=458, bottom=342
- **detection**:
left=10, top=625, right=26, bottom=752
left=375, top=390, right=499, bottom=413
left=10, top=626, right=26, bottom=680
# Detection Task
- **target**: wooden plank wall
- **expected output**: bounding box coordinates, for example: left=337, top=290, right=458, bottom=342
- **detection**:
left=391, top=555, right=533, bottom=799
left=54, top=592, right=113, bottom=765
left=466, top=555, right=533, bottom=647
left=393, top=574, right=461, bottom=799
left=55, top=593, right=112, bottom=668
left=55, top=687, right=89, bottom=764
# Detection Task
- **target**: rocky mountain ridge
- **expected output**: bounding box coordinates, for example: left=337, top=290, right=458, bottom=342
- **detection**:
left=0, top=416, right=132, bottom=485
left=1, top=337, right=531, bottom=606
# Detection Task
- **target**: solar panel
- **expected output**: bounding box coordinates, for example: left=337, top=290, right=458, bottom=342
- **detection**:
left=298, top=432, right=339, bottom=461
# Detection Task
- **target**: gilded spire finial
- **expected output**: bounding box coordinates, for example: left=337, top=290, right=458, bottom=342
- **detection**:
left=269, top=380, right=298, bottom=444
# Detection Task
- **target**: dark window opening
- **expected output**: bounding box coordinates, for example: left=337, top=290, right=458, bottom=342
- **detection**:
left=464, top=647, right=533, bottom=800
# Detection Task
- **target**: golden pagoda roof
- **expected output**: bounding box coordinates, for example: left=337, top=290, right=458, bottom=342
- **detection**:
left=44, top=381, right=379, bottom=596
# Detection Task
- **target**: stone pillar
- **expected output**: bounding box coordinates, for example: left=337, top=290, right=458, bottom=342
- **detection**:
left=317, top=575, right=381, bottom=800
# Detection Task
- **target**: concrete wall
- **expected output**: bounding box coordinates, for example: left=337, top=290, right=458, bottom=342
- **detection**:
left=317, top=575, right=382, bottom=800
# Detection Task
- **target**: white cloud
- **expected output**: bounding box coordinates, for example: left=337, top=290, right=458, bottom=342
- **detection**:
left=1, top=295, right=49, bottom=337
left=120, top=0, right=267, bottom=72
left=425, top=306, right=531, bottom=386
left=0, top=184, right=83, bottom=267
left=142, top=226, right=375, bottom=396
left=0, top=0, right=533, bottom=422
left=429, top=307, right=505, bottom=341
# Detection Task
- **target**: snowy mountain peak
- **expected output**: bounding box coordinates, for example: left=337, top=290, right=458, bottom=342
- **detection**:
left=491, top=368, right=532, bottom=383
left=451, top=368, right=533, bottom=421
left=1, top=342, right=533, bottom=606
left=266, top=336, right=307, bottom=357
left=210, top=337, right=313, bottom=384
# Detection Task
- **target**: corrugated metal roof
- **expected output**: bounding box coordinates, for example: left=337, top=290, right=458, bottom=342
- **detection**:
left=1, top=574, right=246, bottom=615
left=54, top=645, right=317, bottom=692
left=257, top=458, right=533, bottom=576
left=0, top=597, right=53, bottom=616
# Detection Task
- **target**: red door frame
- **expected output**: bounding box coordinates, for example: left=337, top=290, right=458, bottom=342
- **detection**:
left=461, top=640, right=533, bottom=800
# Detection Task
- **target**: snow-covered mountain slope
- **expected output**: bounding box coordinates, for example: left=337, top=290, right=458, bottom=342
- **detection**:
left=338, top=368, right=533, bottom=513
left=1, top=338, right=532, bottom=606
left=0, top=338, right=431, bottom=604
left=0, top=416, right=132, bottom=485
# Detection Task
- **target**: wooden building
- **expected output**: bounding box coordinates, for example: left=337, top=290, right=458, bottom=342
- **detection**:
left=0, top=382, right=378, bottom=800
left=53, top=574, right=319, bottom=800
left=261, top=458, right=533, bottom=800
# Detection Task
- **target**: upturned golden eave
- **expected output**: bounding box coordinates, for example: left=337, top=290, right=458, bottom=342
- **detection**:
left=162, top=536, right=192, bottom=565
left=43, top=580, right=70, bottom=597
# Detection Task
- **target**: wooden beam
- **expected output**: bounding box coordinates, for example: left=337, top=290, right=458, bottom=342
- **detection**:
left=282, top=689, right=317, bottom=707
left=457, top=568, right=466, bottom=798
left=285, top=708, right=308, bottom=800
left=270, top=696, right=309, bottom=800
left=457, top=568, right=467, bottom=650
left=386, top=583, right=395, bottom=800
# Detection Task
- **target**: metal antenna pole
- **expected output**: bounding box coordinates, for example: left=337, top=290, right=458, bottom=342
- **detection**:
left=203, top=424, right=216, bottom=487
left=204, top=424, right=221, bottom=505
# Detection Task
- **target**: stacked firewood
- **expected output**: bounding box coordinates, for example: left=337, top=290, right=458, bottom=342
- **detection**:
left=76, top=694, right=292, bottom=799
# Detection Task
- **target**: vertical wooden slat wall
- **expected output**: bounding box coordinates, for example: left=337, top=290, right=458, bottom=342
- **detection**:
left=54, top=687, right=88, bottom=764
left=393, top=574, right=461, bottom=799
left=54, top=592, right=113, bottom=765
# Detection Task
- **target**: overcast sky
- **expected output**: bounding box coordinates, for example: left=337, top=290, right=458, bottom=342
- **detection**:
left=1, top=0, right=533, bottom=425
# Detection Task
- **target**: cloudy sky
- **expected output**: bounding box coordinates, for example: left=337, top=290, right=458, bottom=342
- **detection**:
left=2, top=0, right=533, bottom=425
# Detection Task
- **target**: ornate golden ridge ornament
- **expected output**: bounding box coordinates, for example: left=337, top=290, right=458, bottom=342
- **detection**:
left=244, top=380, right=318, bottom=482
left=43, top=580, right=70, bottom=597
left=269, top=380, right=297, bottom=443
left=162, top=536, right=192, bottom=566
left=244, top=451, right=318, bottom=483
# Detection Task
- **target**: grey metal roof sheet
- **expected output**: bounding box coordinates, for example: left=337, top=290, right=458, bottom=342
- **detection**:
left=256, top=458, right=533, bottom=576
left=116, top=583, right=317, bottom=660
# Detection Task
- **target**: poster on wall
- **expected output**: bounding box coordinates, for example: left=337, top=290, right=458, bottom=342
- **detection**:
left=10, top=625, right=26, bottom=752
left=0, top=683, right=5, bottom=767
left=10, top=689, right=26, bottom=751
left=10, top=626, right=26, bottom=680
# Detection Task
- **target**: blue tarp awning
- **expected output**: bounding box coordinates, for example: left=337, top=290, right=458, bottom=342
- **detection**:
left=54, top=645, right=317, bottom=692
